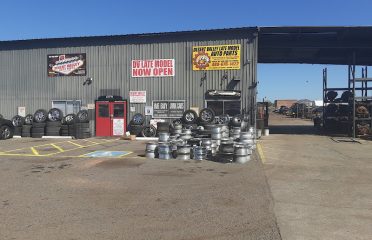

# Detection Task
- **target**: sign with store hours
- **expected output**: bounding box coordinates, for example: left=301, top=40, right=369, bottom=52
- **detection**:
left=129, top=91, right=146, bottom=103
left=192, top=44, right=240, bottom=70
left=152, top=100, right=185, bottom=118
left=132, top=59, right=175, bottom=77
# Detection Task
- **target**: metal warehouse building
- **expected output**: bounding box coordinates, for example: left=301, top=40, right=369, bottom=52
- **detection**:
left=1, top=26, right=372, bottom=136
left=0, top=27, right=258, bottom=135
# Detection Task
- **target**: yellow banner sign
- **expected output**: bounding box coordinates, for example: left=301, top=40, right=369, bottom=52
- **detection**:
left=192, top=44, right=241, bottom=70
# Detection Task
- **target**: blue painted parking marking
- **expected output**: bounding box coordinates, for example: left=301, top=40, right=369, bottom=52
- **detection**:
left=82, top=151, right=131, bottom=158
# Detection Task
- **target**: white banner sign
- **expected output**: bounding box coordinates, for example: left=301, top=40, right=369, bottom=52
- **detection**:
left=132, top=59, right=175, bottom=77
left=129, top=91, right=146, bottom=103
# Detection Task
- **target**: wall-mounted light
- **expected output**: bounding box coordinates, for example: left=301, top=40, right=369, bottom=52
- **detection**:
left=83, top=77, right=93, bottom=86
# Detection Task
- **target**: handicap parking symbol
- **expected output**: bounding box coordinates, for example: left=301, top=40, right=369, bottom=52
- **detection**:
left=84, top=151, right=130, bottom=158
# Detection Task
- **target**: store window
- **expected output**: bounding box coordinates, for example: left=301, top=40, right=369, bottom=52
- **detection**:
left=52, top=100, right=81, bottom=116
left=113, top=104, right=124, bottom=117
left=206, top=100, right=241, bottom=115
left=98, top=104, right=109, bottom=117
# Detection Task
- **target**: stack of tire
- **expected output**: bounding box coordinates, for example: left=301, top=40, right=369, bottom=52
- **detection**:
left=21, top=114, right=34, bottom=137
left=32, top=109, right=48, bottom=138
left=157, top=122, right=170, bottom=134
left=129, top=113, right=145, bottom=136
left=61, top=114, right=76, bottom=136
left=11, top=115, right=25, bottom=136
left=45, top=108, right=63, bottom=136
left=74, top=110, right=90, bottom=139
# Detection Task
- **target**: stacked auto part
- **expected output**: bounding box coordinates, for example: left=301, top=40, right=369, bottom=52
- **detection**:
left=11, top=115, right=24, bottom=136
left=142, top=108, right=255, bottom=163
left=45, top=108, right=63, bottom=136
left=74, top=110, right=91, bottom=139
left=10, top=108, right=91, bottom=139
left=322, top=67, right=372, bottom=137
left=145, top=142, right=158, bottom=159
left=32, top=109, right=48, bottom=138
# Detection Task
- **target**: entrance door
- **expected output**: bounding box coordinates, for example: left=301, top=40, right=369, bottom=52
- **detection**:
left=96, top=101, right=127, bottom=136
left=111, top=101, right=126, bottom=136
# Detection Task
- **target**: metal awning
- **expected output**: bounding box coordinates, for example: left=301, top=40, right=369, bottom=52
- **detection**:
left=258, top=26, right=372, bottom=65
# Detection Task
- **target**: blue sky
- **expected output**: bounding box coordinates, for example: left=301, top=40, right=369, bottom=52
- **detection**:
left=1, top=0, right=371, bottom=101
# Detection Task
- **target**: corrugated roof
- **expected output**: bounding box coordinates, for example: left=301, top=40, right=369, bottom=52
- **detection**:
left=0, top=27, right=258, bottom=47
left=258, top=26, right=372, bottom=65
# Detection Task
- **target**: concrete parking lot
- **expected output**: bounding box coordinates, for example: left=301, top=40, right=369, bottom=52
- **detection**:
left=0, top=137, right=280, bottom=240
left=2, top=115, right=372, bottom=240
left=262, top=114, right=372, bottom=240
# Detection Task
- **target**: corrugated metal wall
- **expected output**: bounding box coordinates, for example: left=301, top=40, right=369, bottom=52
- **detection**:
left=0, top=30, right=257, bottom=128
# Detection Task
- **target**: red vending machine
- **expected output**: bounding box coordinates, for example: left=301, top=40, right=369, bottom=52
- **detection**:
left=95, top=96, right=127, bottom=137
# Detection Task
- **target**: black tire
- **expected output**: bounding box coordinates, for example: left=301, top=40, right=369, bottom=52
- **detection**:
left=75, top=133, right=91, bottom=139
left=64, top=114, right=76, bottom=125
left=76, top=110, right=89, bottom=123
left=75, top=128, right=90, bottom=134
left=68, top=125, right=75, bottom=135
left=46, top=121, right=62, bottom=127
left=74, top=122, right=90, bottom=128
left=31, top=127, right=45, bottom=134
left=46, top=126, right=61, bottom=132
left=129, top=124, right=143, bottom=136
left=199, top=108, right=215, bottom=123
left=48, top=108, right=63, bottom=122
left=14, top=126, right=22, bottom=136
left=217, top=114, right=230, bottom=124
left=25, top=114, right=34, bottom=125
left=131, top=113, right=145, bottom=125
left=12, top=115, right=25, bottom=127
left=0, top=125, right=14, bottom=140
left=183, top=124, right=198, bottom=131
left=182, top=110, right=198, bottom=124
left=157, top=122, right=169, bottom=132
left=141, top=125, right=157, bottom=137
left=34, top=109, right=48, bottom=123
left=22, top=125, right=32, bottom=133
left=45, top=132, right=61, bottom=136
left=31, top=133, right=44, bottom=138
left=32, top=122, right=46, bottom=128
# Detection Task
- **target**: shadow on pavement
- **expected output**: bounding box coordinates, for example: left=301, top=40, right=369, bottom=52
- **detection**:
left=269, top=124, right=319, bottom=135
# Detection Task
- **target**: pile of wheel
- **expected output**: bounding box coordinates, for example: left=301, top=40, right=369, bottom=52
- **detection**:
left=74, top=110, right=90, bottom=139
left=45, top=108, right=63, bottom=136
left=19, top=114, right=32, bottom=137
left=31, top=109, right=48, bottom=138
left=129, top=113, right=145, bottom=136
left=61, top=114, right=76, bottom=136
left=11, top=115, right=25, bottom=136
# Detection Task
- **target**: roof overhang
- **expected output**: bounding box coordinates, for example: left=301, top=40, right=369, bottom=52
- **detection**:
left=258, top=26, right=372, bottom=65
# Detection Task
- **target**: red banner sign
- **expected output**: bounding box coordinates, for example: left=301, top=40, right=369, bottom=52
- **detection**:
left=132, top=59, right=175, bottom=77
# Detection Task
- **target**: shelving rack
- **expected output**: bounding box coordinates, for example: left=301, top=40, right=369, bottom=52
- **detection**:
left=322, top=66, right=372, bottom=138
left=350, top=65, right=372, bottom=138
